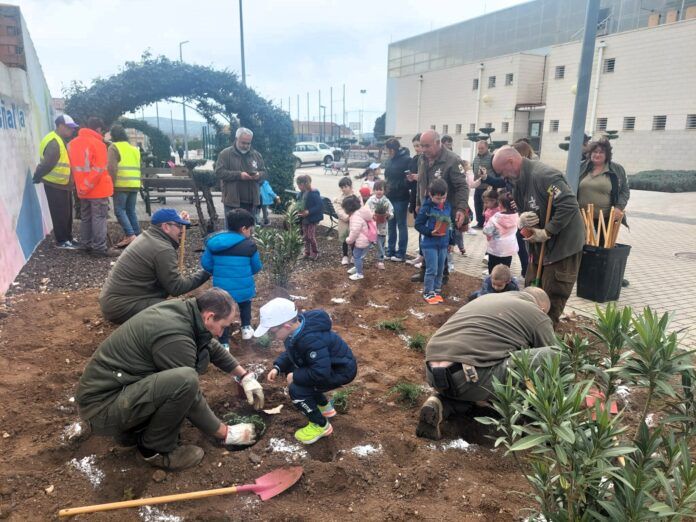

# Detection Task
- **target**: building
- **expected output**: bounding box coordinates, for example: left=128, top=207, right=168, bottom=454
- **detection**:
left=292, top=120, right=354, bottom=143
left=386, top=0, right=696, bottom=173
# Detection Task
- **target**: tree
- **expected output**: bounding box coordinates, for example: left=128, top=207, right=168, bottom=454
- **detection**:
left=373, top=112, right=386, bottom=141
left=118, top=118, right=171, bottom=164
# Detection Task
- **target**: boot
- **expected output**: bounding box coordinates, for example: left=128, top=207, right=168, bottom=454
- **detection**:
left=139, top=444, right=204, bottom=471
left=416, top=396, right=444, bottom=440
left=410, top=264, right=425, bottom=283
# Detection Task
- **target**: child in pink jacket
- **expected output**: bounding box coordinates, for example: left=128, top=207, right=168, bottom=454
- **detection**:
left=483, top=191, right=519, bottom=274
left=341, top=195, right=374, bottom=281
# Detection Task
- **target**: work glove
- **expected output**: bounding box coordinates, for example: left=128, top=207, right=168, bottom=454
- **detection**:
left=241, top=373, right=264, bottom=409
left=225, top=423, right=257, bottom=446
left=519, top=211, right=540, bottom=228
left=524, top=228, right=549, bottom=243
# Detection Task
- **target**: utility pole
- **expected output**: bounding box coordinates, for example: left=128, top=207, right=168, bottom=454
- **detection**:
left=360, top=89, right=367, bottom=140
left=318, top=89, right=322, bottom=141
left=179, top=40, right=190, bottom=159
left=320, top=105, right=326, bottom=144
left=239, top=0, right=246, bottom=86
left=170, top=110, right=175, bottom=142
left=330, top=86, right=333, bottom=142
left=296, top=94, right=300, bottom=138
left=306, top=92, right=310, bottom=139
left=155, top=102, right=160, bottom=130
left=342, top=84, right=346, bottom=134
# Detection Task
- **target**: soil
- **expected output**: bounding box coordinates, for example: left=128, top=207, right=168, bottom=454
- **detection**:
left=0, top=222, right=586, bottom=521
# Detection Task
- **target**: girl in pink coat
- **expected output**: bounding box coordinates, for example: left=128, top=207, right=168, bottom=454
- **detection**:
left=341, top=195, right=374, bottom=281
left=482, top=191, right=519, bottom=274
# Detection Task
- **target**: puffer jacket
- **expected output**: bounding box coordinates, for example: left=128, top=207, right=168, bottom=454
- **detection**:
left=415, top=197, right=452, bottom=249
left=273, top=310, right=357, bottom=389
left=201, top=232, right=262, bottom=303
left=333, top=191, right=354, bottom=240
left=483, top=211, right=520, bottom=257
left=259, top=180, right=278, bottom=206
left=385, top=147, right=412, bottom=202
left=346, top=205, right=374, bottom=249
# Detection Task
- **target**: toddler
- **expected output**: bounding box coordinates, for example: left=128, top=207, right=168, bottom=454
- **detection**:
left=469, top=264, right=520, bottom=301
left=483, top=191, right=519, bottom=273
left=342, top=194, right=375, bottom=281
left=334, top=176, right=354, bottom=265
left=258, top=179, right=280, bottom=226
left=366, top=180, right=394, bottom=270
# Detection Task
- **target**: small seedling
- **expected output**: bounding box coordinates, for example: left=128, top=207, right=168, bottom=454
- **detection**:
left=222, top=412, right=267, bottom=438
left=255, top=334, right=272, bottom=349
left=376, top=317, right=406, bottom=333
left=408, top=333, right=428, bottom=353
left=332, top=386, right=355, bottom=414
left=388, top=382, right=424, bottom=407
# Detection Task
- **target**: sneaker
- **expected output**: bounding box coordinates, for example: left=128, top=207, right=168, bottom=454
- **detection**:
left=56, top=240, right=79, bottom=250
left=241, top=326, right=254, bottom=340
left=341, top=256, right=350, bottom=265
left=406, top=256, right=423, bottom=266
left=414, top=262, right=422, bottom=269
left=390, top=256, right=404, bottom=262
left=349, top=273, right=364, bottom=281
left=318, top=401, right=337, bottom=418
left=115, top=235, right=136, bottom=248
left=139, top=444, right=205, bottom=471
left=433, top=293, right=444, bottom=303
left=377, top=262, right=385, bottom=270
left=448, top=263, right=455, bottom=271
left=465, top=228, right=478, bottom=235
left=347, top=266, right=357, bottom=275
left=90, top=248, right=121, bottom=258
left=295, top=421, right=333, bottom=444
left=423, top=293, right=440, bottom=305
left=416, top=396, right=444, bottom=440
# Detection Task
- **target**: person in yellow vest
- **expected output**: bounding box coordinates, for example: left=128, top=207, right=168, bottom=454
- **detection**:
left=33, top=114, right=79, bottom=249
left=107, top=124, right=142, bottom=248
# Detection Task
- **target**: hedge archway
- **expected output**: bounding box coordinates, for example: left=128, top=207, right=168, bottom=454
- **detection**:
left=64, top=53, right=295, bottom=193
left=118, top=117, right=171, bottom=164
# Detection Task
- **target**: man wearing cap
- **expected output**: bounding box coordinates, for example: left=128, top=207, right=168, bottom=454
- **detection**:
left=77, top=288, right=265, bottom=471
left=99, top=208, right=211, bottom=324
left=33, top=114, right=80, bottom=249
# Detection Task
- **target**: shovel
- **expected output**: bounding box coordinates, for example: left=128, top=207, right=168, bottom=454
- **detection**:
left=530, top=187, right=554, bottom=288
left=58, top=466, right=303, bottom=517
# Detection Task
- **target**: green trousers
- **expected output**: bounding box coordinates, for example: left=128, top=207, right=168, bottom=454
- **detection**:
left=525, top=251, right=582, bottom=324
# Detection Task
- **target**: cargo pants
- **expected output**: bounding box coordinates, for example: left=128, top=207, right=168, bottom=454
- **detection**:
left=525, top=251, right=582, bottom=324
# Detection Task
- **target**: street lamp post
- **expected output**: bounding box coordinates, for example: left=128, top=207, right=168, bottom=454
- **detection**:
left=179, top=40, right=190, bottom=160
left=239, top=0, right=246, bottom=86
left=320, top=105, right=326, bottom=143
left=359, top=89, right=366, bottom=140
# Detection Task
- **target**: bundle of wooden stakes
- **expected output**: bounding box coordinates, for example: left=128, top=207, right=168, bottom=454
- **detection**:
left=580, top=204, right=621, bottom=248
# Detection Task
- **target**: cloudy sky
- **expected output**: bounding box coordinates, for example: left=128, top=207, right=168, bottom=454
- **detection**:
left=17, top=0, right=526, bottom=125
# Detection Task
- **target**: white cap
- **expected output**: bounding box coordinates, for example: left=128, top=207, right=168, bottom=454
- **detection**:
left=253, top=298, right=297, bottom=337
left=368, top=162, right=381, bottom=170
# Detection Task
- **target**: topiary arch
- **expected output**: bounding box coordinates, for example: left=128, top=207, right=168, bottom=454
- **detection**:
left=64, top=53, right=295, bottom=193
left=118, top=117, right=171, bottom=164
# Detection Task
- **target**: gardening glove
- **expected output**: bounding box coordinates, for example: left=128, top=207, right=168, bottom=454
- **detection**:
left=519, top=211, right=539, bottom=228
left=225, top=423, right=257, bottom=446
left=241, top=373, right=264, bottom=409
left=524, top=228, right=549, bottom=243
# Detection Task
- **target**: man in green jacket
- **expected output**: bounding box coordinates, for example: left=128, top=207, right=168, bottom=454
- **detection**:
left=492, top=146, right=585, bottom=324
left=99, top=208, right=210, bottom=324
left=215, top=127, right=266, bottom=225
left=77, top=288, right=265, bottom=471
left=416, top=288, right=556, bottom=440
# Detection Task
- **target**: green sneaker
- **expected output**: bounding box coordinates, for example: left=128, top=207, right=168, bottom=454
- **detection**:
left=294, top=421, right=333, bottom=444
left=318, top=401, right=337, bottom=418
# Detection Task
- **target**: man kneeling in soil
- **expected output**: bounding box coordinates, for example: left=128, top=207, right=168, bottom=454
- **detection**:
left=77, top=288, right=265, bottom=470
left=99, top=208, right=210, bottom=324
left=416, top=288, right=556, bottom=440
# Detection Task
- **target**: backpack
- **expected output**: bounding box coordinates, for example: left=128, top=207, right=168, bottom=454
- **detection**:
left=365, top=219, right=378, bottom=243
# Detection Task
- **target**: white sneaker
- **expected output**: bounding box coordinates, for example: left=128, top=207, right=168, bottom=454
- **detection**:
left=341, top=256, right=350, bottom=265
left=414, top=262, right=422, bottom=269
left=482, top=255, right=489, bottom=265
left=390, top=256, right=404, bottom=262
left=241, top=326, right=254, bottom=340
left=350, top=256, right=355, bottom=264
left=347, top=266, right=357, bottom=275
left=406, top=255, right=423, bottom=266
left=377, top=262, right=385, bottom=270
left=349, top=273, right=364, bottom=281
left=448, top=263, right=455, bottom=271
left=465, top=229, right=478, bottom=235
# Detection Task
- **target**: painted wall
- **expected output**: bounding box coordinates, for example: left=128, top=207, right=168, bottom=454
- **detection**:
left=0, top=12, right=54, bottom=295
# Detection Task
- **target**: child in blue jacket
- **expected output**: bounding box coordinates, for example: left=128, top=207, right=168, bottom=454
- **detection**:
left=256, top=298, right=357, bottom=445
left=415, top=179, right=452, bottom=305
left=258, top=179, right=280, bottom=226
left=468, top=263, right=520, bottom=301
left=296, top=174, right=323, bottom=260
left=201, top=209, right=262, bottom=344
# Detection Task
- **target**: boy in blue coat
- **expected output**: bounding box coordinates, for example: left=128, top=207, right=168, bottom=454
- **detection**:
left=258, top=179, right=280, bottom=226
left=201, top=209, right=262, bottom=344
left=255, top=298, right=357, bottom=444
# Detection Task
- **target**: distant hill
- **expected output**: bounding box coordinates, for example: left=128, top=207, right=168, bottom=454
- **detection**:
left=143, top=117, right=207, bottom=139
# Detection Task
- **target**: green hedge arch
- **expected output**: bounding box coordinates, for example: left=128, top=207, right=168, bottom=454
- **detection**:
left=118, top=117, right=171, bottom=164
left=64, top=54, right=295, bottom=193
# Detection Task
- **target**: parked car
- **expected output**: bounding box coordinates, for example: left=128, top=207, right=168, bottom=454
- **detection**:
left=293, top=142, right=334, bottom=168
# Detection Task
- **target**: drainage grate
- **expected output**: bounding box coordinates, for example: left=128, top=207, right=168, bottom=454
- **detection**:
left=674, top=252, right=696, bottom=260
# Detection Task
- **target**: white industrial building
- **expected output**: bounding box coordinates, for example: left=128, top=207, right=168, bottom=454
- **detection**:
left=385, top=0, right=696, bottom=173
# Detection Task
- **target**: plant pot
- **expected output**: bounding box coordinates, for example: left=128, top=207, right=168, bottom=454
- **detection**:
left=432, top=220, right=449, bottom=236
left=374, top=213, right=387, bottom=224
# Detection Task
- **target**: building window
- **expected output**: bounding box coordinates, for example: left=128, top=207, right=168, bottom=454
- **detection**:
left=554, top=65, right=565, bottom=79
left=603, top=58, right=615, bottom=73
left=686, top=114, right=696, bottom=129
left=596, top=118, right=608, bottom=132
left=469, top=123, right=476, bottom=133
left=652, top=115, right=667, bottom=131
left=623, top=117, right=636, bottom=131
left=442, top=124, right=449, bottom=134
left=455, top=124, right=462, bottom=135
left=549, top=120, right=559, bottom=133
left=505, top=73, right=513, bottom=86
left=7, top=25, right=18, bottom=36
left=472, top=78, right=479, bottom=90
left=501, top=122, right=510, bottom=133
left=430, top=124, right=436, bottom=130
left=488, top=76, right=496, bottom=88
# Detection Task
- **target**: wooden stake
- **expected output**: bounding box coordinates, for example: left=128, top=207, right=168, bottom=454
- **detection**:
left=597, top=209, right=606, bottom=247
left=178, top=226, right=187, bottom=272
left=604, top=207, right=615, bottom=248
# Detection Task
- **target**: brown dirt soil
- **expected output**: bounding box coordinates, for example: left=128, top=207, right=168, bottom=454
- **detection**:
left=0, top=227, right=582, bottom=521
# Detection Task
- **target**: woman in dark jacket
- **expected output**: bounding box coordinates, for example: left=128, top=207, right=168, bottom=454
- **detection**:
left=384, top=138, right=412, bottom=261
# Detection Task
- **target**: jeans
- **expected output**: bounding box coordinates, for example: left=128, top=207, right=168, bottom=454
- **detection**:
left=423, top=247, right=448, bottom=294
left=80, top=198, right=109, bottom=252
left=220, top=300, right=252, bottom=344
left=376, top=235, right=386, bottom=261
left=453, top=229, right=464, bottom=251
left=114, top=191, right=141, bottom=237
left=353, top=246, right=367, bottom=275
left=387, top=199, right=409, bottom=258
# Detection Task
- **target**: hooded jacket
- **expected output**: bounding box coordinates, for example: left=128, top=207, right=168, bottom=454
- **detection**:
left=384, top=147, right=412, bottom=202
left=346, top=205, right=374, bottom=249
left=273, top=310, right=357, bottom=389
left=415, top=197, right=452, bottom=249
left=68, top=128, right=112, bottom=199
left=201, top=231, right=262, bottom=303
left=259, top=180, right=278, bottom=206
left=483, top=211, right=520, bottom=257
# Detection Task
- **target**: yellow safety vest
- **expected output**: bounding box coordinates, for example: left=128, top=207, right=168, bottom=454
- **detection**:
left=39, top=131, right=70, bottom=185
left=113, top=141, right=141, bottom=190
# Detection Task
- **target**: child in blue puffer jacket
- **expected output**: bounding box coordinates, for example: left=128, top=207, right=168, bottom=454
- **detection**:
left=258, top=179, right=280, bottom=226
left=256, top=298, right=357, bottom=445
left=201, top=209, right=262, bottom=345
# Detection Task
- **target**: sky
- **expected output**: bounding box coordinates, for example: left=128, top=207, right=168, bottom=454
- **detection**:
left=17, top=0, right=527, bottom=127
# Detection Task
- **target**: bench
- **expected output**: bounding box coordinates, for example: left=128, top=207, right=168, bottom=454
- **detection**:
left=283, top=190, right=339, bottom=236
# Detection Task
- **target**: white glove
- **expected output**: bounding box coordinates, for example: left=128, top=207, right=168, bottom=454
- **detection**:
left=519, top=211, right=540, bottom=228
left=225, top=423, right=257, bottom=446
left=241, top=373, right=264, bottom=409
left=524, top=228, right=549, bottom=243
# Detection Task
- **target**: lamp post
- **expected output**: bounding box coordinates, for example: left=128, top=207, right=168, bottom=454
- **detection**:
left=320, top=105, right=326, bottom=142
left=359, top=89, right=366, bottom=140
left=239, top=0, right=246, bottom=86
left=179, top=40, right=190, bottom=160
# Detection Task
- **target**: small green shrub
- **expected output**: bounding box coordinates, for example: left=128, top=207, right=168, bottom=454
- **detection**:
left=222, top=412, right=267, bottom=438
left=254, top=205, right=304, bottom=288
left=332, top=386, right=355, bottom=414
left=376, top=317, right=406, bottom=333
left=629, top=170, right=696, bottom=193
left=255, top=334, right=272, bottom=349
left=408, top=333, right=428, bottom=353
left=388, top=382, right=423, bottom=407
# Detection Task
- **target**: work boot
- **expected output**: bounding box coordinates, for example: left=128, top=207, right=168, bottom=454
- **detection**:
left=410, top=265, right=425, bottom=283
left=139, top=444, right=205, bottom=471
left=90, top=248, right=121, bottom=258
left=416, top=396, right=443, bottom=440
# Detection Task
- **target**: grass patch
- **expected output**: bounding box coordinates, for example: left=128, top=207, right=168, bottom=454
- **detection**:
left=332, top=386, right=356, bottom=414
left=388, top=382, right=424, bottom=407
left=221, top=412, right=267, bottom=438
left=629, top=170, right=696, bottom=193
left=376, top=317, right=406, bottom=333
left=407, top=333, right=428, bottom=353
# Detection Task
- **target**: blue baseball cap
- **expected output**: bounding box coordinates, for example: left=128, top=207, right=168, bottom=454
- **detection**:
left=151, top=208, right=191, bottom=226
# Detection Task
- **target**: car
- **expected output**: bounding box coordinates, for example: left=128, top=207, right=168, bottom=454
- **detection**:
left=293, top=142, right=334, bottom=168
